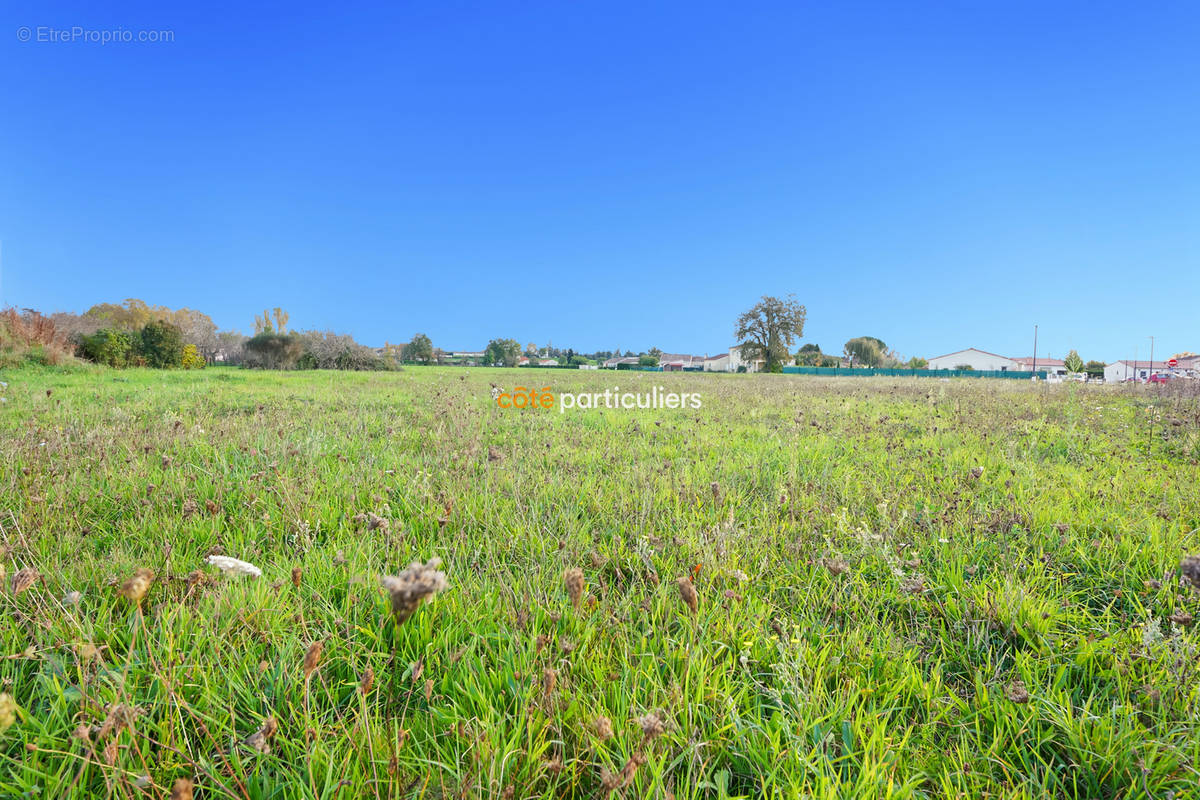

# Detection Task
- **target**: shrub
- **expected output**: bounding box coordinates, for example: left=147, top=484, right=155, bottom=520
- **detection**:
left=181, top=344, right=206, bottom=370
left=78, top=328, right=136, bottom=367
left=244, top=332, right=304, bottom=369
left=0, top=308, right=75, bottom=367
left=139, top=320, right=185, bottom=368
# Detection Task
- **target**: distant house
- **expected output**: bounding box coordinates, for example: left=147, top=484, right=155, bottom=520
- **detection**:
left=700, top=347, right=763, bottom=373
left=1103, top=360, right=1174, bottom=383
left=1011, top=357, right=1067, bottom=375
left=926, top=348, right=1019, bottom=371
left=602, top=356, right=640, bottom=369
left=659, top=353, right=705, bottom=371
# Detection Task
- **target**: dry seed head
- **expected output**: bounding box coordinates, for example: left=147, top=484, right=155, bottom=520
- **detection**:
left=0, top=693, right=15, bottom=732
left=206, top=555, right=262, bottom=578
left=170, top=778, right=194, bottom=800
left=1180, top=555, right=1200, bottom=590
left=636, top=711, right=667, bottom=740
left=380, top=557, right=448, bottom=624
left=595, top=716, right=613, bottom=740
left=1006, top=682, right=1031, bottom=704
left=245, top=717, right=278, bottom=753
left=542, top=668, right=557, bottom=698
left=303, top=641, right=323, bottom=679
left=11, top=567, right=39, bottom=596
left=424, top=678, right=433, bottom=704
left=823, top=558, right=849, bottom=576
left=676, top=577, right=698, bottom=614
left=359, top=667, right=375, bottom=695
left=120, top=568, right=154, bottom=604
left=291, top=566, right=302, bottom=588
left=564, top=567, right=584, bottom=607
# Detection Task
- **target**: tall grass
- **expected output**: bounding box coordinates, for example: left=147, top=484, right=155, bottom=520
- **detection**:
left=0, top=367, right=1197, bottom=798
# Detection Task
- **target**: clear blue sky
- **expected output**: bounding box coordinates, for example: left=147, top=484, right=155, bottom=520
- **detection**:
left=2, top=1, right=1197, bottom=362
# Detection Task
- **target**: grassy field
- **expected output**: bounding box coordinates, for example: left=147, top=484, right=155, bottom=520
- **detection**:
left=1, top=366, right=1199, bottom=799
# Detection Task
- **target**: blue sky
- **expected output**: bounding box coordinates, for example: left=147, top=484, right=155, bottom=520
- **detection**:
left=2, top=1, right=1197, bottom=362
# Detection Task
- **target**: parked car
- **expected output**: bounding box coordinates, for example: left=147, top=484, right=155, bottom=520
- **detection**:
left=1148, top=373, right=1171, bottom=384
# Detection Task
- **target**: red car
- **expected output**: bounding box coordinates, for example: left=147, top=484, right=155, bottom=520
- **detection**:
left=1148, top=373, right=1171, bottom=384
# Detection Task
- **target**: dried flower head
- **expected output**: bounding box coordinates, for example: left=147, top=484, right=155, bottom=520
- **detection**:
left=676, top=577, right=698, bottom=614
left=291, top=566, right=302, bottom=588
left=0, top=693, right=16, bottom=732
left=11, top=567, right=39, bottom=596
left=359, top=667, right=375, bottom=695
left=245, top=717, right=278, bottom=754
left=542, top=667, right=557, bottom=698
left=823, top=558, right=849, bottom=576
left=181, top=499, right=198, bottom=520
left=1006, top=682, right=1030, bottom=704
left=206, top=555, right=262, bottom=578
left=170, top=778, right=194, bottom=800
left=636, top=712, right=667, bottom=741
left=120, top=568, right=154, bottom=604
left=63, top=590, right=83, bottom=606
left=380, top=557, right=448, bottom=624
left=564, top=567, right=584, bottom=607
left=1180, top=555, right=1200, bottom=590
left=595, top=716, right=614, bottom=740
left=303, top=641, right=323, bottom=680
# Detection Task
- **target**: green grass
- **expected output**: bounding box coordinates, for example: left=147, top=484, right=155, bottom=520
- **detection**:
left=1, top=366, right=1198, bottom=798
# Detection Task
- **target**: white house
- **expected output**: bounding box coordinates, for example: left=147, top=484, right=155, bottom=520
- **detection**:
left=926, top=348, right=1019, bottom=371
left=702, top=353, right=730, bottom=372
left=1103, top=360, right=1173, bottom=383
left=1011, top=357, right=1068, bottom=375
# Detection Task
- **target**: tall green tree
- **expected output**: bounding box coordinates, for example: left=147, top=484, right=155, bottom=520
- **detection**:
left=484, top=338, right=522, bottom=367
left=735, top=294, right=807, bottom=372
left=403, top=333, right=435, bottom=364
left=844, top=337, right=885, bottom=367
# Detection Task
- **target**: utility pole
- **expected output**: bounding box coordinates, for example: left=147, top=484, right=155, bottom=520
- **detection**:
left=1032, top=324, right=1038, bottom=379
left=1148, top=335, right=1155, bottom=452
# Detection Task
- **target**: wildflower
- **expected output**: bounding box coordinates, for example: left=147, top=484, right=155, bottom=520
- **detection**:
left=380, top=558, right=448, bottom=624
left=170, top=778, right=194, bottom=800
left=245, top=717, right=278, bottom=754
left=206, top=555, right=262, bottom=578
left=303, top=641, right=323, bottom=680
left=11, top=567, right=38, bottom=596
left=564, top=567, right=584, bottom=607
left=120, top=568, right=153, bottom=605
left=676, top=577, right=698, bottom=614
left=0, top=694, right=16, bottom=732
left=1180, top=555, right=1200, bottom=590
left=366, top=513, right=389, bottom=532
left=595, top=716, right=613, bottom=740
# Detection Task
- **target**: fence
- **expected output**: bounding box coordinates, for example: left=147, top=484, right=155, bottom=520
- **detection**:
left=781, top=366, right=1048, bottom=379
